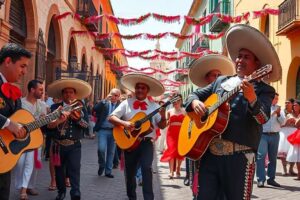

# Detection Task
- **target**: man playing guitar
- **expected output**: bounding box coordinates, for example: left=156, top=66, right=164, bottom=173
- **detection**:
left=184, top=24, right=281, bottom=199
left=109, top=73, right=167, bottom=200
left=0, top=43, right=31, bottom=200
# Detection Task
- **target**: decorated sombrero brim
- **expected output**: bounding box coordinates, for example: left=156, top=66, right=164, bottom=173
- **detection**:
left=121, top=73, right=165, bottom=97
left=47, top=78, right=92, bottom=99
left=189, top=54, right=235, bottom=87
left=225, top=24, right=282, bottom=82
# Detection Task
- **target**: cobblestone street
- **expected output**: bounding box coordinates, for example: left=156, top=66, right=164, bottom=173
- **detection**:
left=9, top=138, right=300, bottom=200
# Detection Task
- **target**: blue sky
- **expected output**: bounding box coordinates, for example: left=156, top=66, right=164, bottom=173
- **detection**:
left=110, top=0, right=193, bottom=67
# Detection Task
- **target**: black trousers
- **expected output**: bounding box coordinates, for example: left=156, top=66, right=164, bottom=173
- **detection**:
left=55, top=142, right=81, bottom=199
left=197, top=151, right=255, bottom=200
left=0, top=172, right=11, bottom=200
left=124, top=139, right=154, bottom=200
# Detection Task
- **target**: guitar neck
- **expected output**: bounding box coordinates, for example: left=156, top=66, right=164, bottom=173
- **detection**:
left=139, top=107, right=161, bottom=124
left=207, top=85, right=241, bottom=115
left=24, top=111, right=61, bottom=132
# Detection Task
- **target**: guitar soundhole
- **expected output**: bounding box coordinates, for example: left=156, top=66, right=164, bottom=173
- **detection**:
left=134, top=121, right=142, bottom=130
left=200, top=112, right=208, bottom=122
left=9, top=137, right=30, bottom=155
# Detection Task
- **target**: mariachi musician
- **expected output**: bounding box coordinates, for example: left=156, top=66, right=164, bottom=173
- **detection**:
left=109, top=73, right=167, bottom=200
left=184, top=24, right=280, bottom=199
left=47, top=78, right=91, bottom=200
left=184, top=54, right=235, bottom=199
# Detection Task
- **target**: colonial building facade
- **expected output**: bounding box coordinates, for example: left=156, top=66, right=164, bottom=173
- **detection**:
left=234, top=0, right=300, bottom=105
left=0, top=0, right=127, bottom=101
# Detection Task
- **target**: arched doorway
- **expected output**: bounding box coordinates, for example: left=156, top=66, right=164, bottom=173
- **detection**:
left=46, top=18, right=56, bottom=86
left=68, top=37, right=77, bottom=71
left=81, top=54, right=87, bottom=72
left=35, top=29, right=46, bottom=82
left=296, top=66, right=300, bottom=99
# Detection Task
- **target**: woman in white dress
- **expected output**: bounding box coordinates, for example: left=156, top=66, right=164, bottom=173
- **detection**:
left=286, top=100, right=300, bottom=179
left=278, top=99, right=297, bottom=175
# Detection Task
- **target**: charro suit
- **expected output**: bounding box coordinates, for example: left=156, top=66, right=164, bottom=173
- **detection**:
left=50, top=101, right=88, bottom=200
left=185, top=75, right=275, bottom=200
left=0, top=77, right=22, bottom=200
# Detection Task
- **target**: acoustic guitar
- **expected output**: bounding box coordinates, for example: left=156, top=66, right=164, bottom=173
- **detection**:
left=113, top=95, right=181, bottom=151
left=178, top=64, right=272, bottom=160
left=0, top=101, right=82, bottom=173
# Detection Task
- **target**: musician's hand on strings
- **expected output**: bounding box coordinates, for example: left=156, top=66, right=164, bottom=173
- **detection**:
left=123, top=121, right=135, bottom=132
left=159, top=107, right=166, bottom=119
left=7, top=121, right=26, bottom=139
left=241, top=79, right=257, bottom=104
left=191, top=100, right=206, bottom=117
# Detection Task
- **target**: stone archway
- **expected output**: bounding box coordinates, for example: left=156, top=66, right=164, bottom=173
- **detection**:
left=287, top=57, right=300, bottom=99
left=5, top=0, right=38, bottom=91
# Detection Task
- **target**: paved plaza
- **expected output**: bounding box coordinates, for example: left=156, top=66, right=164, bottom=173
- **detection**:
left=9, top=138, right=300, bottom=200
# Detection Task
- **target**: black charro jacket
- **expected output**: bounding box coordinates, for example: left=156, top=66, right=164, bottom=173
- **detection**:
left=184, top=75, right=275, bottom=151
left=0, top=78, right=21, bottom=128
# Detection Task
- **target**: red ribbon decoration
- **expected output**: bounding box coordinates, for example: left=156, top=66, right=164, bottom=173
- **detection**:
left=133, top=100, right=147, bottom=110
left=1, top=82, right=22, bottom=101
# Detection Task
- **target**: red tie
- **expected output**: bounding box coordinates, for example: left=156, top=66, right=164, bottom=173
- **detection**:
left=1, top=82, right=22, bottom=101
left=133, top=100, right=147, bottom=110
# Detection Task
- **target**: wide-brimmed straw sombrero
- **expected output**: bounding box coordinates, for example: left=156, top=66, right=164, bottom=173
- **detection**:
left=47, top=78, right=92, bottom=99
left=189, top=54, right=235, bottom=87
left=225, top=24, right=281, bottom=82
left=121, top=73, right=165, bottom=97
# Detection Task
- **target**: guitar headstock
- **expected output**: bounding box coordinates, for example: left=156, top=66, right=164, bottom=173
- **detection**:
left=62, top=101, right=83, bottom=112
left=163, top=95, right=181, bottom=108
left=247, top=64, right=273, bottom=82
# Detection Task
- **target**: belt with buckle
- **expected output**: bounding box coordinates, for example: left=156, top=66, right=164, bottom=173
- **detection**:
left=209, top=138, right=252, bottom=156
left=55, top=139, right=80, bottom=146
left=262, top=132, right=278, bottom=135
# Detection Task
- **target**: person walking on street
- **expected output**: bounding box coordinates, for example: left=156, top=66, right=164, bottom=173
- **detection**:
left=93, top=88, right=121, bottom=178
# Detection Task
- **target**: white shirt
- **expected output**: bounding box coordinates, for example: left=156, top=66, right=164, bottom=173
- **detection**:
left=262, top=104, right=286, bottom=133
left=21, top=98, right=47, bottom=119
left=111, top=97, right=161, bottom=138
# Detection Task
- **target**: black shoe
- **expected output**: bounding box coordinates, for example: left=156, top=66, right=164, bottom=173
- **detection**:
left=55, top=193, right=66, bottom=200
left=257, top=181, right=264, bottom=188
left=71, top=195, right=80, bottom=200
left=113, top=164, right=118, bottom=169
left=105, top=174, right=114, bottom=178
left=267, top=179, right=281, bottom=187
left=98, top=167, right=104, bottom=176
left=183, top=177, right=190, bottom=186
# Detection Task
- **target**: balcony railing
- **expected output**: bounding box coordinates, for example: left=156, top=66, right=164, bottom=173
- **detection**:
left=77, top=0, right=98, bottom=32
left=210, top=0, right=231, bottom=32
left=277, top=0, right=300, bottom=35
left=175, top=73, right=187, bottom=81
left=95, top=38, right=112, bottom=49
left=191, top=37, right=209, bottom=53
left=56, top=67, right=93, bottom=82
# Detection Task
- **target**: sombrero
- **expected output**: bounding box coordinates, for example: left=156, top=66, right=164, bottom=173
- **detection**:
left=47, top=78, right=92, bottom=99
left=121, top=73, right=165, bottom=97
left=189, top=54, right=235, bottom=87
left=225, top=24, right=281, bottom=82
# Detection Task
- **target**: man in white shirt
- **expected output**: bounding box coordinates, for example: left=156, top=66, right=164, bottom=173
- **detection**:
left=256, top=93, right=286, bottom=188
left=109, top=74, right=167, bottom=200
left=14, top=79, right=47, bottom=199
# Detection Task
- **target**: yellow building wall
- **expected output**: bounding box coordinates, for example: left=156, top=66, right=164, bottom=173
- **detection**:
left=234, top=0, right=299, bottom=106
